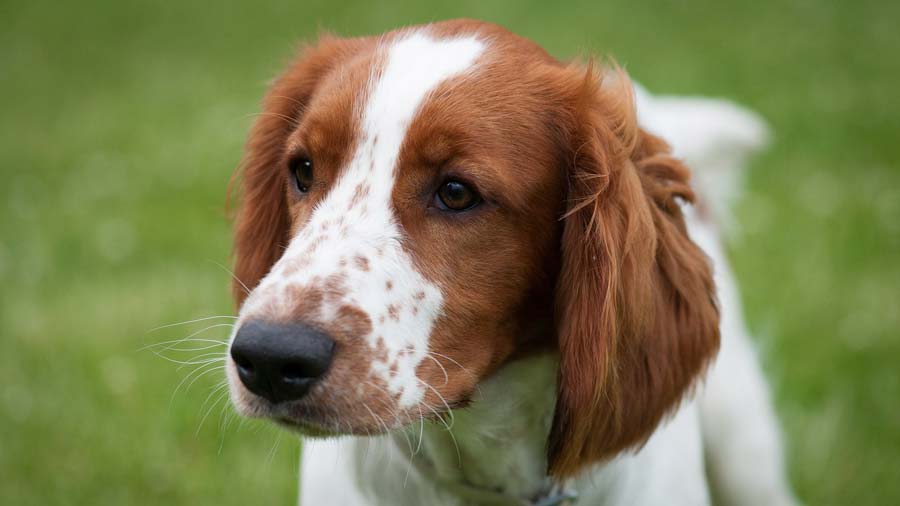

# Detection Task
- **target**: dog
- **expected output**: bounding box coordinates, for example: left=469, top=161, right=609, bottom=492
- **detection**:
left=225, top=19, right=797, bottom=506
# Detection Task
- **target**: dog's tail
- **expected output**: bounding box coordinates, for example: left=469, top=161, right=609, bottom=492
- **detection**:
left=633, top=83, right=770, bottom=233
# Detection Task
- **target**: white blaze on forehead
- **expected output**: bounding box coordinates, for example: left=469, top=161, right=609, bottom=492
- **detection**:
left=362, top=32, right=484, bottom=162
left=239, top=32, right=485, bottom=409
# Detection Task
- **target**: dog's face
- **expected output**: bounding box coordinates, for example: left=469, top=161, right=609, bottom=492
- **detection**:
left=227, top=20, right=719, bottom=477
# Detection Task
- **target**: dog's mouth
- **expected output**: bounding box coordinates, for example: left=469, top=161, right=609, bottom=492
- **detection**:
left=225, top=350, right=472, bottom=438
left=236, top=395, right=459, bottom=437
left=230, top=391, right=358, bottom=437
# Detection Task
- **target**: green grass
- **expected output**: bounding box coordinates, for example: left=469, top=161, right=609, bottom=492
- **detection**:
left=1, top=0, right=898, bottom=504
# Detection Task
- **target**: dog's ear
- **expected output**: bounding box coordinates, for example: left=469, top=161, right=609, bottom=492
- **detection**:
left=231, top=35, right=366, bottom=305
left=547, top=67, right=720, bottom=478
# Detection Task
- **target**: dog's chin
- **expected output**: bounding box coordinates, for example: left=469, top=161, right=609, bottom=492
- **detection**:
left=231, top=396, right=397, bottom=438
left=273, top=417, right=345, bottom=438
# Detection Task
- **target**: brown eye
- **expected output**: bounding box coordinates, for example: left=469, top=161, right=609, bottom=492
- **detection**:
left=436, top=180, right=480, bottom=211
left=290, top=157, right=313, bottom=193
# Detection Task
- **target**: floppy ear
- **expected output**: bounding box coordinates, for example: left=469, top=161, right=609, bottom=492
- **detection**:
left=547, top=68, right=720, bottom=478
left=231, top=35, right=366, bottom=305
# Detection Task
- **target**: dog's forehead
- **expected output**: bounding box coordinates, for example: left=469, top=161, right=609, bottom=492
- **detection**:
left=367, top=31, right=484, bottom=123
left=296, top=30, right=488, bottom=187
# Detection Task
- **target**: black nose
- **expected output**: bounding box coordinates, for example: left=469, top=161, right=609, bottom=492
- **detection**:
left=230, top=320, right=335, bottom=403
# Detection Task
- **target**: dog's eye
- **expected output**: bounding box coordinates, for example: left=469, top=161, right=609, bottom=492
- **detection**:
left=436, top=180, right=481, bottom=211
left=290, top=157, right=314, bottom=193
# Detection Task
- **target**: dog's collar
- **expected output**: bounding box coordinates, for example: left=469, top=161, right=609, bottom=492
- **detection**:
left=410, top=454, right=578, bottom=506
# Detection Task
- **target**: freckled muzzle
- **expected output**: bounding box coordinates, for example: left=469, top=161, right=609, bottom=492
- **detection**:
left=230, top=320, right=335, bottom=403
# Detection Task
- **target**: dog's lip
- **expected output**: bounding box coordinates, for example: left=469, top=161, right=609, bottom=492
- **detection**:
left=256, top=398, right=345, bottom=435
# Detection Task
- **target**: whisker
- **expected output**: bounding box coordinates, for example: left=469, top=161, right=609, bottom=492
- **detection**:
left=149, top=350, right=225, bottom=366
left=184, top=363, right=226, bottom=393
left=175, top=351, right=228, bottom=369
left=420, top=399, right=461, bottom=467
left=170, top=361, right=224, bottom=406
left=269, top=94, right=309, bottom=110
left=218, top=407, right=237, bottom=455
left=414, top=378, right=461, bottom=466
left=361, top=401, right=394, bottom=468
left=265, top=431, right=284, bottom=467
left=142, top=323, right=235, bottom=357
left=140, top=338, right=228, bottom=352
left=147, top=315, right=238, bottom=333
left=244, top=111, right=298, bottom=127
left=424, top=351, right=474, bottom=377
left=425, top=351, right=483, bottom=397
left=365, top=380, right=414, bottom=456
left=196, top=384, right=231, bottom=435
left=415, top=377, right=456, bottom=430
left=418, top=406, right=425, bottom=455
left=149, top=342, right=228, bottom=353
left=422, top=354, right=449, bottom=385
left=206, top=259, right=252, bottom=296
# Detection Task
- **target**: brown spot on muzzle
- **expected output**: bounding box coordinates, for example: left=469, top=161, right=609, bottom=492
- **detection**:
left=288, top=285, right=325, bottom=321
left=322, top=273, right=348, bottom=302
left=349, top=183, right=370, bottom=209
left=334, top=305, right=373, bottom=340
left=283, top=273, right=351, bottom=329
left=354, top=255, right=370, bottom=271
left=386, top=303, right=401, bottom=321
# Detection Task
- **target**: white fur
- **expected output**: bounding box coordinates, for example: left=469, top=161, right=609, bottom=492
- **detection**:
left=234, top=32, right=484, bottom=408
left=295, top=84, right=797, bottom=505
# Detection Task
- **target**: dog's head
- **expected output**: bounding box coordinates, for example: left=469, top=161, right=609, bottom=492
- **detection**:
left=226, top=19, right=719, bottom=477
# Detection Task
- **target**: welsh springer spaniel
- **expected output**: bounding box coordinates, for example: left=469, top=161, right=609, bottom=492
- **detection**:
left=226, top=19, right=797, bottom=506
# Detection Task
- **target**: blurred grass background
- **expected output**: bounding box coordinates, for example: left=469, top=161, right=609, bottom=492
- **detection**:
left=1, top=0, right=898, bottom=504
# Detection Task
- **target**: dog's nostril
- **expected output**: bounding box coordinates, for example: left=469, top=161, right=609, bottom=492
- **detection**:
left=281, top=363, right=307, bottom=382
left=233, top=353, right=255, bottom=373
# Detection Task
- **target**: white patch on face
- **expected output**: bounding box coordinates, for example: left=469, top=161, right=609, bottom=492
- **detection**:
left=237, top=32, right=485, bottom=408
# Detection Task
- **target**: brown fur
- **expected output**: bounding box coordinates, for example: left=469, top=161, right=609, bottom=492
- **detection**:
left=230, top=19, right=719, bottom=479
left=547, top=67, right=720, bottom=477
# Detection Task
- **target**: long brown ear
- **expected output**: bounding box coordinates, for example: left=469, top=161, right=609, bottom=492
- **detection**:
left=231, top=35, right=366, bottom=305
left=547, top=68, right=720, bottom=478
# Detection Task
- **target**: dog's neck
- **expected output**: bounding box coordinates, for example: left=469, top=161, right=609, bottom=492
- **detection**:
left=397, top=352, right=562, bottom=502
